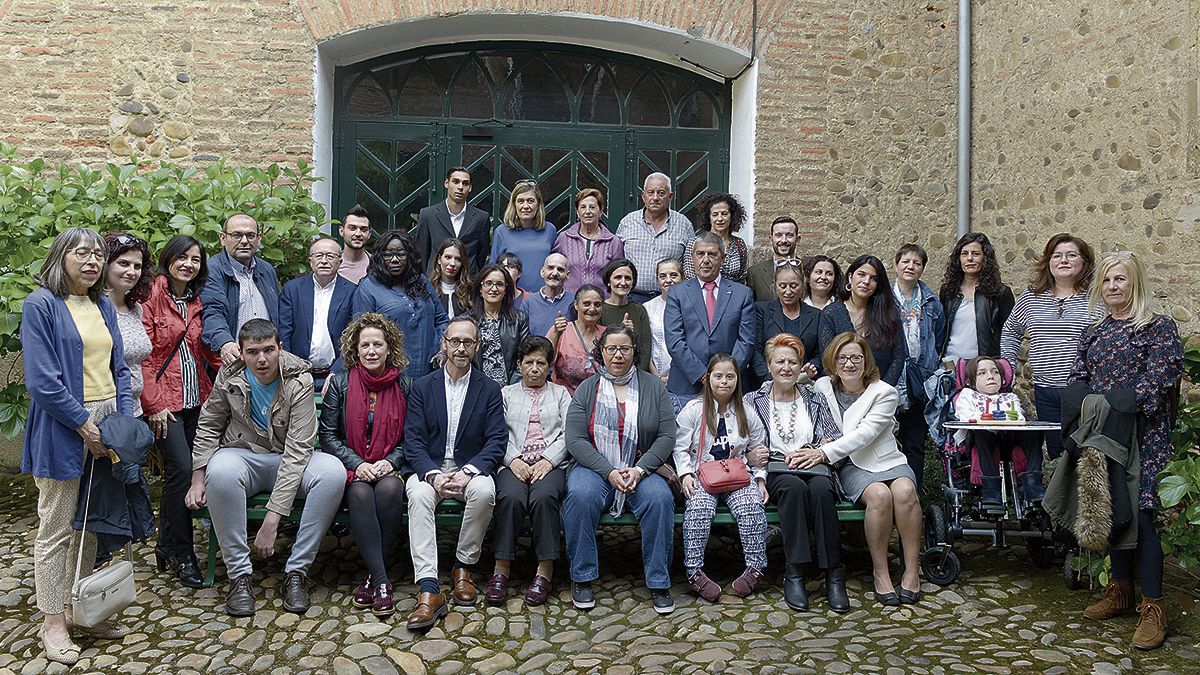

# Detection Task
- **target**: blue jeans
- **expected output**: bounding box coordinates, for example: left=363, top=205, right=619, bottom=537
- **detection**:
left=562, top=466, right=674, bottom=589
left=1033, top=385, right=1065, bottom=461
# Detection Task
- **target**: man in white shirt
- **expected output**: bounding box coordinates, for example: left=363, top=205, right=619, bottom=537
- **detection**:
left=402, top=316, right=507, bottom=630
left=279, top=237, right=356, bottom=390
left=415, top=167, right=493, bottom=275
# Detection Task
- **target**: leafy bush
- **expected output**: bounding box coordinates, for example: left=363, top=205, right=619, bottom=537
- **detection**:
left=0, top=143, right=328, bottom=437
left=1159, top=337, right=1200, bottom=568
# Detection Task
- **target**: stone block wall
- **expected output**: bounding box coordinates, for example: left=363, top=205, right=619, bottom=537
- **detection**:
left=1, top=0, right=1197, bottom=332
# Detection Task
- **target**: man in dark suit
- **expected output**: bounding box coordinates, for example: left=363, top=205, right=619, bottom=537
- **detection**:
left=402, top=316, right=507, bottom=630
left=278, top=236, right=356, bottom=390
left=415, top=167, right=492, bottom=274
left=744, top=215, right=800, bottom=302
left=664, top=232, right=756, bottom=407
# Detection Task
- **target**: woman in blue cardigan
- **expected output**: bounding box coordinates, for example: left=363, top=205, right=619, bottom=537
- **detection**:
left=22, top=228, right=135, bottom=665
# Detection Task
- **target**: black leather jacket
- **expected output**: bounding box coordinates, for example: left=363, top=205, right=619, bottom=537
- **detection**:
left=937, top=284, right=1015, bottom=359
left=319, top=370, right=414, bottom=474
left=472, top=312, right=531, bottom=384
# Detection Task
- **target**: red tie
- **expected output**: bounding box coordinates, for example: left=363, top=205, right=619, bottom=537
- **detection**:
left=704, top=281, right=717, bottom=327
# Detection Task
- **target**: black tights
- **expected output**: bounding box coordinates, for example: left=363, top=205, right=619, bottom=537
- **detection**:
left=346, top=476, right=405, bottom=585
left=1110, top=509, right=1163, bottom=598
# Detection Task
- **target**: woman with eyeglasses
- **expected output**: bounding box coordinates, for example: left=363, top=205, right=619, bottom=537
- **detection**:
left=753, top=262, right=822, bottom=385
left=547, top=284, right=607, bottom=395
left=141, top=234, right=218, bottom=588
left=599, top=257, right=652, bottom=372
left=562, top=325, right=679, bottom=614
left=802, top=255, right=845, bottom=310
left=798, top=333, right=922, bottom=608
left=817, top=255, right=908, bottom=386
left=352, top=230, right=449, bottom=378
left=937, top=232, right=1015, bottom=363
left=553, top=188, right=624, bottom=293
left=683, top=192, right=751, bottom=283
left=22, top=228, right=136, bottom=663
left=1061, top=252, right=1181, bottom=650
left=1000, top=234, right=1098, bottom=481
left=489, top=181, right=558, bottom=292
left=468, top=264, right=531, bottom=385
left=429, top=238, right=472, bottom=319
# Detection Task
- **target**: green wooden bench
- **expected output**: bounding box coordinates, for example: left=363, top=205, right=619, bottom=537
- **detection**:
left=192, top=493, right=865, bottom=588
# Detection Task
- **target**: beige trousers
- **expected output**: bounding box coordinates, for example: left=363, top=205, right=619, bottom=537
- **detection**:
left=405, top=461, right=496, bottom=582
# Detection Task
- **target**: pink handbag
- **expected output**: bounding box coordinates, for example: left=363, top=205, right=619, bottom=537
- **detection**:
left=695, top=422, right=751, bottom=494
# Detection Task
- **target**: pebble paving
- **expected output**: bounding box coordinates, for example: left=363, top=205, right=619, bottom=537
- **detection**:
left=0, top=473, right=1195, bottom=674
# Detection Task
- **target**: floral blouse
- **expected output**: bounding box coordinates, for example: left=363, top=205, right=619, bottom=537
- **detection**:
left=1069, top=314, right=1182, bottom=509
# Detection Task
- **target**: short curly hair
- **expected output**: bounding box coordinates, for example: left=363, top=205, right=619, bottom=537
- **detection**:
left=339, top=312, right=410, bottom=372
left=694, top=192, right=747, bottom=234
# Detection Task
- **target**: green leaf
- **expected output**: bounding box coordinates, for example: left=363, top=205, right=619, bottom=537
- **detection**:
left=1159, top=474, right=1191, bottom=508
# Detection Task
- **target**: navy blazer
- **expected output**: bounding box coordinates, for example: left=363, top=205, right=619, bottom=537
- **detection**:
left=279, top=274, right=356, bottom=373
left=663, top=276, right=756, bottom=396
left=752, top=300, right=823, bottom=382
left=200, top=250, right=280, bottom=353
left=415, top=200, right=493, bottom=275
left=403, top=367, right=507, bottom=478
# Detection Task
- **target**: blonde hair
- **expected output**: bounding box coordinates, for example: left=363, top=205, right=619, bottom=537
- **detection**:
left=339, top=313, right=411, bottom=372
left=1089, top=252, right=1154, bottom=329
left=503, top=181, right=547, bottom=231
left=821, top=332, right=880, bottom=388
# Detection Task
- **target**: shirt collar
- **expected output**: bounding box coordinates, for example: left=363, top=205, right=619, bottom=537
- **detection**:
left=232, top=256, right=256, bottom=275
left=313, top=274, right=337, bottom=291
left=539, top=286, right=566, bottom=302
left=445, top=366, right=472, bottom=387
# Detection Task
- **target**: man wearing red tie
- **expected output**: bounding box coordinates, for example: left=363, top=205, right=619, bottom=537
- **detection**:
left=663, top=232, right=756, bottom=410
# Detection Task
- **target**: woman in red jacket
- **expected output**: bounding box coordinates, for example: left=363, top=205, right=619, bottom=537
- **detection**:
left=141, top=235, right=218, bottom=587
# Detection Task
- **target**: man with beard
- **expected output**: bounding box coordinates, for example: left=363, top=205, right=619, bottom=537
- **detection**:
left=402, top=316, right=507, bottom=630
left=521, top=253, right=574, bottom=338
left=337, top=205, right=372, bottom=283
left=745, top=215, right=800, bottom=302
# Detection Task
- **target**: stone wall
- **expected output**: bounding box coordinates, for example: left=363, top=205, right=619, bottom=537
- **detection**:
left=1, top=0, right=1197, bottom=333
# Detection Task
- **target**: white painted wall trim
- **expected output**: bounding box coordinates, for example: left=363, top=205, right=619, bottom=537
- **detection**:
left=311, top=13, right=758, bottom=238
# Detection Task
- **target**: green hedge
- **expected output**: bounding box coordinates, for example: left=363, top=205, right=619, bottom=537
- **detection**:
left=0, top=143, right=328, bottom=437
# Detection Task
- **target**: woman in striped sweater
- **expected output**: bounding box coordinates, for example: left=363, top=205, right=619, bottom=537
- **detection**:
left=1000, top=233, right=1097, bottom=500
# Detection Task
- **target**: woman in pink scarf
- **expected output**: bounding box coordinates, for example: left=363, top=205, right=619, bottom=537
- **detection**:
left=319, top=313, right=412, bottom=617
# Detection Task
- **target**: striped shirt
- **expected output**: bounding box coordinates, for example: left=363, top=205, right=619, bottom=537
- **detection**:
left=615, top=208, right=694, bottom=294
left=1000, top=289, right=1099, bottom=387
left=173, top=295, right=202, bottom=409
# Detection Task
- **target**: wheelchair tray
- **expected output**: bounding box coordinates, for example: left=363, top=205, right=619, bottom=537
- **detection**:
left=943, top=420, right=1061, bottom=431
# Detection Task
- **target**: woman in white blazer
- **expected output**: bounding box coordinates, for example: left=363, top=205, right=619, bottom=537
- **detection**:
left=791, top=332, right=923, bottom=608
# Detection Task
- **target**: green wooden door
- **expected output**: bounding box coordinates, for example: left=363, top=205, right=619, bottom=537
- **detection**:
left=333, top=43, right=730, bottom=232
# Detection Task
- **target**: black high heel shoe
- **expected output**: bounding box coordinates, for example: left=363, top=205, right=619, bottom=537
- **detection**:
left=156, top=548, right=204, bottom=589
left=873, top=581, right=900, bottom=607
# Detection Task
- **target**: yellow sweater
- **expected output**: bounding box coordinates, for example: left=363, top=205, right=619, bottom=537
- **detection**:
left=66, top=295, right=115, bottom=402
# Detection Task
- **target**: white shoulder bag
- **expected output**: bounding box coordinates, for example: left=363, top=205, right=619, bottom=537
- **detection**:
left=69, top=455, right=137, bottom=628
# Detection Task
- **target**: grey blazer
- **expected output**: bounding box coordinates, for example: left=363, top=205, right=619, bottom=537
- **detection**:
left=565, top=370, right=677, bottom=476
left=500, top=381, right=572, bottom=470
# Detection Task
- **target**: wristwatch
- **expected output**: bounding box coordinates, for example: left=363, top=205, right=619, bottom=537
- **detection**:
left=636, top=467, right=649, bottom=479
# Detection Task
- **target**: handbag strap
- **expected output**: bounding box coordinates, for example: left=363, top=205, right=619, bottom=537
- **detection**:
left=155, top=331, right=188, bottom=381
left=74, top=453, right=133, bottom=587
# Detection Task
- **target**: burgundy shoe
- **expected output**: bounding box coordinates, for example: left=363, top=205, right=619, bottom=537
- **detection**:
left=524, top=575, right=552, bottom=606
left=484, top=573, right=508, bottom=605
left=352, top=576, right=373, bottom=609
left=688, top=570, right=721, bottom=602
left=372, top=582, right=395, bottom=617
left=730, top=567, right=764, bottom=597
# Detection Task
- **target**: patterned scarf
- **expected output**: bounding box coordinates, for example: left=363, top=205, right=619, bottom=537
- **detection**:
left=591, top=366, right=639, bottom=516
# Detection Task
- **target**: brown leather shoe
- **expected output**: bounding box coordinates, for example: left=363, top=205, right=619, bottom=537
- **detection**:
left=452, top=567, right=477, bottom=606
left=406, top=591, right=448, bottom=630
left=1132, top=596, right=1168, bottom=650
left=1084, top=578, right=1134, bottom=620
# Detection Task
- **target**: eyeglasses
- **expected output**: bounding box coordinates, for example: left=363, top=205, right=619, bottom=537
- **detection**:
left=381, top=251, right=409, bottom=260
left=1049, top=252, right=1081, bottom=262
left=309, top=252, right=341, bottom=261
left=835, top=355, right=865, bottom=365
left=482, top=280, right=507, bottom=289
left=223, top=231, right=258, bottom=241
left=445, top=337, right=478, bottom=348
left=71, top=248, right=105, bottom=262
left=602, top=345, right=633, bottom=355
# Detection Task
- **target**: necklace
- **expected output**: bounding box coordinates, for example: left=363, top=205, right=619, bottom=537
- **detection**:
left=770, top=392, right=799, bottom=444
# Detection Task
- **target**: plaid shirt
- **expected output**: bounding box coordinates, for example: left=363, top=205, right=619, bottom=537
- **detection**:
left=615, top=208, right=694, bottom=294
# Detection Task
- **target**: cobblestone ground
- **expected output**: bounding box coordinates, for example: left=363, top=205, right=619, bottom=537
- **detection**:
left=0, top=473, right=1195, bottom=675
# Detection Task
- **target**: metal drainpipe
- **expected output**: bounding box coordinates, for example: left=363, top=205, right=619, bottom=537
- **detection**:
left=956, top=0, right=972, bottom=238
